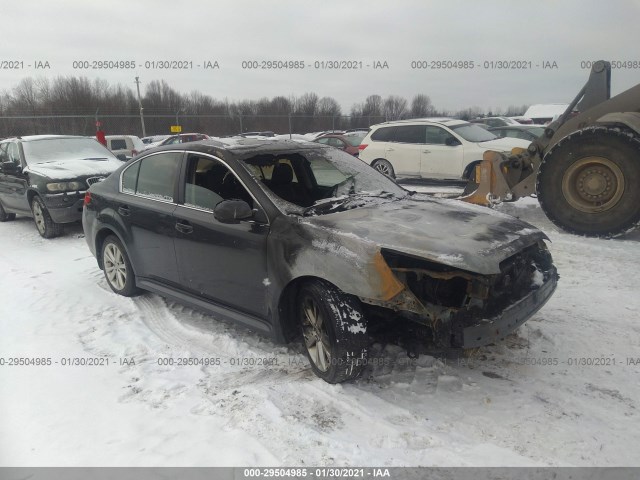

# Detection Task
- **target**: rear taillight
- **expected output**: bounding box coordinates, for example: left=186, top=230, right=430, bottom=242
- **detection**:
left=358, top=144, right=368, bottom=151
left=83, top=192, right=92, bottom=206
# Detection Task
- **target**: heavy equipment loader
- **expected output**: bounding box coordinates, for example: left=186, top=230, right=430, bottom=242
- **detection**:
left=461, top=60, right=640, bottom=237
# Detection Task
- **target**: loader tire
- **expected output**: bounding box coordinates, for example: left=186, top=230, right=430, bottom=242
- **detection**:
left=537, top=126, right=640, bottom=237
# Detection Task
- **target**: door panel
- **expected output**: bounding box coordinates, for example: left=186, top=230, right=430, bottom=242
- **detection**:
left=419, top=127, right=465, bottom=179
left=120, top=196, right=179, bottom=284
left=173, top=153, right=269, bottom=317
left=117, top=151, right=183, bottom=284
left=173, top=206, right=269, bottom=317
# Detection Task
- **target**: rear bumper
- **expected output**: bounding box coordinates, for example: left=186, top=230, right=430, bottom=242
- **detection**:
left=43, top=193, right=85, bottom=223
left=460, top=267, right=558, bottom=348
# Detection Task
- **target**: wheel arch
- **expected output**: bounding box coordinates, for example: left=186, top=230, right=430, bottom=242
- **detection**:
left=26, top=188, right=40, bottom=207
left=462, top=160, right=483, bottom=180
left=596, top=112, right=640, bottom=137
left=94, top=227, right=135, bottom=273
left=277, top=275, right=341, bottom=343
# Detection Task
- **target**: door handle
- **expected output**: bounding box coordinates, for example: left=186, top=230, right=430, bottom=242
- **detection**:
left=118, top=205, right=130, bottom=216
left=386, top=148, right=395, bottom=152
left=422, top=150, right=431, bottom=154
left=175, top=221, right=193, bottom=234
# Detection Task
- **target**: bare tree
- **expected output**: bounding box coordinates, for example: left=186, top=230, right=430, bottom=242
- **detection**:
left=383, top=95, right=408, bottom=121
left=410, top=94, right=434, bottom=118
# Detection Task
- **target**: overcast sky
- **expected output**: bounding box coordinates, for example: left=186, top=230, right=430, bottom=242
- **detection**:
left=1, top=0, right=639, bottom=113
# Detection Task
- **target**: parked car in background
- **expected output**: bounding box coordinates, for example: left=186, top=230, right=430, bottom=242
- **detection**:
left=509, top=116, right=534, bottom=125
left=359, top=119, right=530, bottom=180
left=0, top=135, right=122, bottom=237
left=489, top=125, right=546, bottom=141
left=105, top=135, right=145, bottom=159
left=141, top=134, right=170, bottom=145
left=313, top=132, right=366, bottom=156
left=238, top=131, right=275, bottom=138
left=523, top=104, right=570, bottom=124
left=83, top=138, right=557, bottom=383
left=470, top=116, right=521, bottom=128
left=144, top=133, right=211, bottom=151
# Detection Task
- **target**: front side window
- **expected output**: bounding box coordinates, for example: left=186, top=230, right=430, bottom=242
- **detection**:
left=183, top=155, right=253, bottom=210
left=424, top=126, right=452, bottom=145
left=7, top=143, right=21, bottom=164
left=133, top=152, right=181, bottom=201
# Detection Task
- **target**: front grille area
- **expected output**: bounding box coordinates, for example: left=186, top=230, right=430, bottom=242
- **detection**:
left=86, top=176, right=105, bottom=186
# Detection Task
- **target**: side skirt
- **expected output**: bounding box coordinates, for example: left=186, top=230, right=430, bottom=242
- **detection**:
left=136, top=277, right=273, bottom=336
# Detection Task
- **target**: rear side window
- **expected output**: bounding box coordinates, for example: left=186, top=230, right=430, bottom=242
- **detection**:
left=121, top=160, right=140, bottom=193
left=394, top=125, right=425, bottom=144
left=370, top=127, right=396, bottom=141
left=130, top=152, right=181, bottom=201
left=110, top=139, right=127, bottom=150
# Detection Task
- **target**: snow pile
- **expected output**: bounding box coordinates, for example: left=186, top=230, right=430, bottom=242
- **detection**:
left=1, top=190, right=639, bottom=467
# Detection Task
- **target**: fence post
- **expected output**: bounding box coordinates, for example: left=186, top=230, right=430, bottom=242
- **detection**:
left=288, top=114, right=292, bottom=139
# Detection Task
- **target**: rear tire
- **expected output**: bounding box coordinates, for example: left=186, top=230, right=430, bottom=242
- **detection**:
left=101, top=235, right=140, bottom=297
left=31, top=196, right=63, bottom=238
left=537, top=127, right=640, bottom=237
left=298, top=280, right=368, bottom=383
left=0, top=202, right=16, bottom=222
left=372, top=159, right=395, bottom=179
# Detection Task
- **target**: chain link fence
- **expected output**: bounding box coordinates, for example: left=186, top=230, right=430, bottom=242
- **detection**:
left=0, top=114, right=388, bottom=139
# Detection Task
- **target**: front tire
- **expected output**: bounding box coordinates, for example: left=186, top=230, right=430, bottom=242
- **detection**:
left=537, top=127, right=640, bottom=237
left=298, top=280, right=369, bottom=383
left=372, top=159, right=395, bottom=179
left=101, top=235, right=140, bottom=296
left=31, top=196, right=63, bottom=238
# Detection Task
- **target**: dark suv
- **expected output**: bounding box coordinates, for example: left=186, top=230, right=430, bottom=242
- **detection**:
left=0, top=135, right=123, bottom=237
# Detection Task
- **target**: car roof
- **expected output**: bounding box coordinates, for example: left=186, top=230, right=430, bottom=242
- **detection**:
left=371, top=117, right=466, bottom=128
left=150, top=137, right=322, bottom=155
left=105, top=135, right=140, bottom=139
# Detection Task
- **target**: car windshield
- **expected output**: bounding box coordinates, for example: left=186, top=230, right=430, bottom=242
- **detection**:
left=450, top=123, right=498, bottom=142
left=22, top=138, right=115, bottom=165
left=241, top=148, right=408, bottom=216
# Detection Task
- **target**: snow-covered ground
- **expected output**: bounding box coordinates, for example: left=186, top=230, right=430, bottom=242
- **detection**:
left=1, top=188, right=639, bottom=467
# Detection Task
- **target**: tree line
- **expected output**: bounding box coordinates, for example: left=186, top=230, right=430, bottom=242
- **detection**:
left=0, top=76, right=528, bottom=138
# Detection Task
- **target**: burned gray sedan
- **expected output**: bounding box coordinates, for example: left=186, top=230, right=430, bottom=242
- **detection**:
left=83, top=138, right=558, bottom=383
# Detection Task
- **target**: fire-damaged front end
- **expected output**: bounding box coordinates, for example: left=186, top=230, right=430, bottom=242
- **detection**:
left=371, top=241, right=558, bottom=348
left=295, top=197, right=559, bottom=350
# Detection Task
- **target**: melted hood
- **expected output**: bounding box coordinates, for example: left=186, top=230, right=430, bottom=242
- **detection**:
left=303, top=195, right=547, bottom=275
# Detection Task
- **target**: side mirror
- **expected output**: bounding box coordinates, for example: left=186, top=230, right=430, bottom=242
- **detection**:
left=214, top=199, right=253, bottom=223
left=445, top=136, right=461, bottom=146
left=116, top=154, right=128, bottom=161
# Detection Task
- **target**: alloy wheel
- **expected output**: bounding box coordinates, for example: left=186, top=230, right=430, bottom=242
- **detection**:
left=104, top=243, right=127, bottom=291
left=32, top=200, right=46, bottom=235
left=301, top=295, right=331, bottom=372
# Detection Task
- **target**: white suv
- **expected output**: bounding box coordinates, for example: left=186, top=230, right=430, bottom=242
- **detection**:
left=359, top=118, right=531, bottom=180
left=105, top=135, right=145, bottom=159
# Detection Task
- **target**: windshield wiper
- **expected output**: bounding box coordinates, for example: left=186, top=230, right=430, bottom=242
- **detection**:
left=82, top=157, right=109, bottom=161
